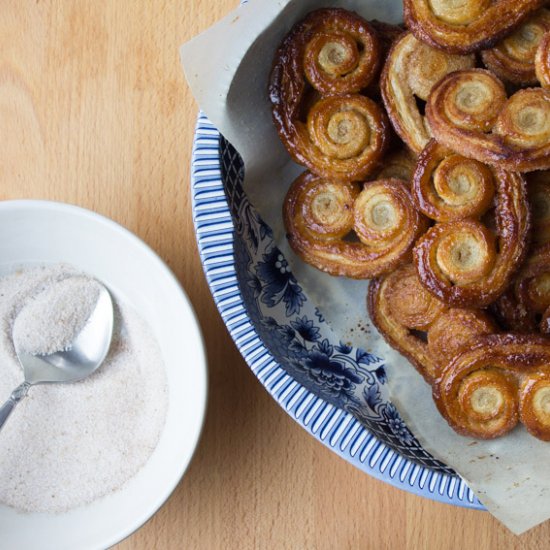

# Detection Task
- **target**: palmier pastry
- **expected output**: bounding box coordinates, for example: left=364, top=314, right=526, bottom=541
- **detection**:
left=536, top=30, right=550, bottom=88
left=481, top=8, right=550, bottom=86
left=368, top=264, right=495, bottom=382
left=284, top=172, right=427, bottom=279
left=427, top=68, right=550, bottom=172
left=272, top=8, right=381, bottom=95
left=412, top=140, right=495, bottom=223
left=493, top=243, right=550, bottom=332
left=403, top=0, right=546, bottom=54
left=381, top=33, right=475, bottom=154
left=413, top=166, right=530, bottom=308
left=270, top=9, right=391, bottom=182
left=434, top=334, right=550, bottom=440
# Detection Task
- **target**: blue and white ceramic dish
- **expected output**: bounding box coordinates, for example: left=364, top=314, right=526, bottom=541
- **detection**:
left=191, top=113, right=484, bottom=509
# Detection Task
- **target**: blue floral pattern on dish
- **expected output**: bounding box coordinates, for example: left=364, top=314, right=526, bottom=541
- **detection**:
left=257, top=249, right=305, bottom=317
left=220, top=138, right=452, bottom=473
left=383, top=403, right=416, bottom=446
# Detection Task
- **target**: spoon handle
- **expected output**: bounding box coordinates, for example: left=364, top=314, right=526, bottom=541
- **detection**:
left=0, top=382, right=31, bottom=432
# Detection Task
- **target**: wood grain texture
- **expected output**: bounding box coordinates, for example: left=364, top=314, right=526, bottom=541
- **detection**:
left=1, top=1, right=550, bottom=548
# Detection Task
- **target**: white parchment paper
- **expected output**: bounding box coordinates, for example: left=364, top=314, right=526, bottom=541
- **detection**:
left=181, top=0, right=550, bottom=534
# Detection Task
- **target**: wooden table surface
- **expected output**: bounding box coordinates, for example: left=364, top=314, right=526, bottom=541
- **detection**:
left=2, top=1, right=550, bottom=548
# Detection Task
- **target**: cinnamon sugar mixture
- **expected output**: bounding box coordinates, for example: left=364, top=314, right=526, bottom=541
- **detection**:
left=0, top=264, right=168, bottom=513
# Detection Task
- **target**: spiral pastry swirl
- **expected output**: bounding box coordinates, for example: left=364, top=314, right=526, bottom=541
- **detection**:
left=427, top=68, right=550, bottom=172
left=403, top=0, right=546, bottom=54
left=381, top=33, right=475, bottom=154
left=368, top=265, right=496, bottom=382
left=482, top=9, right=550, bottom=86
left=302, top=95, right=389, bottom=177
left=435, top=334, right=550, bottom=440
left=536, top=31, right=550, bottom=88
left=270, top=9, right=392, bottom=182
left=414, top=168, right=530, bottom=308
left=284, top=172, right=427, bottom=279
left=413, top=140, right=495, bottom=222
left=299, top=10, right=381, bottom=95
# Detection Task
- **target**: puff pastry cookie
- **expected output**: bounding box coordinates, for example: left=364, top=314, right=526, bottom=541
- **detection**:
left=270, top=9, right=391, bottom=182
left=427, top=68, right=550, bottom=172
left=284, top=172, right=427, bottom=278
left=404, top=0, right=545, bottom=54
left=381, top=33, right=474, bottom=154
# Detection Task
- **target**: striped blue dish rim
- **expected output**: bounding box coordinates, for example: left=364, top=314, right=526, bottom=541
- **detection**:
left=191, top=112, right=484, bottom=510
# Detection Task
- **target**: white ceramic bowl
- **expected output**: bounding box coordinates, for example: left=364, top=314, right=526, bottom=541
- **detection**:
left=0, top=200, right=207, bottom=549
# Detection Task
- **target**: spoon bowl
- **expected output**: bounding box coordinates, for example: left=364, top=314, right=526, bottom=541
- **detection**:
left=0, top=280, right=114, bottom=430
left=14, top=284, right=114, bottom=385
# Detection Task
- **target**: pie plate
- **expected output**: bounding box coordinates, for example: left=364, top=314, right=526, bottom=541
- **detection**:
left=191, top=114, right=485, bottom=509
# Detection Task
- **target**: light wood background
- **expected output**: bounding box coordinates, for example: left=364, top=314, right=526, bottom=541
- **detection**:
left=1, top=1, right=550, bottom=548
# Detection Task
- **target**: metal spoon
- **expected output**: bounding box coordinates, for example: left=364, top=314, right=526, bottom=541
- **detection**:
left=0, top=282, right=114, bottom=431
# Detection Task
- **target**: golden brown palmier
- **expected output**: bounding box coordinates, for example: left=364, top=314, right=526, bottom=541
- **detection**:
left=381, top=33, right=475, bottom=154
left=482, top=8, right=550, bottom=86
left=412, top=140, right=495, bottom=222
left=304, top=95, right=389, bottom=178
left=536, top=30, right=550, bottom=88
left=403, top=0, right=545, bottom=54
left=272, top=91, right=390, bottom=182
left=413, top=168, right=530, bottom=308
left=284, top=172, right=427, bottom=279
left=435, top=334, right=550, bottom=440
left=269, top=9, right=392, bottom=182
left=427, top=68, right=550, bottom=172
left=368, top=265, right=497, bottom=383
left=273, top=8, right=381, bottom=96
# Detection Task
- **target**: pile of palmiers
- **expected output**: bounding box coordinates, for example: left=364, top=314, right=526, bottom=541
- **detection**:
left=269, top=4, right=550, bottom=441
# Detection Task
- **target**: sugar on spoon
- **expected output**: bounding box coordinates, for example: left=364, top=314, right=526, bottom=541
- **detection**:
left=0, top=276, right=113, bottom=431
